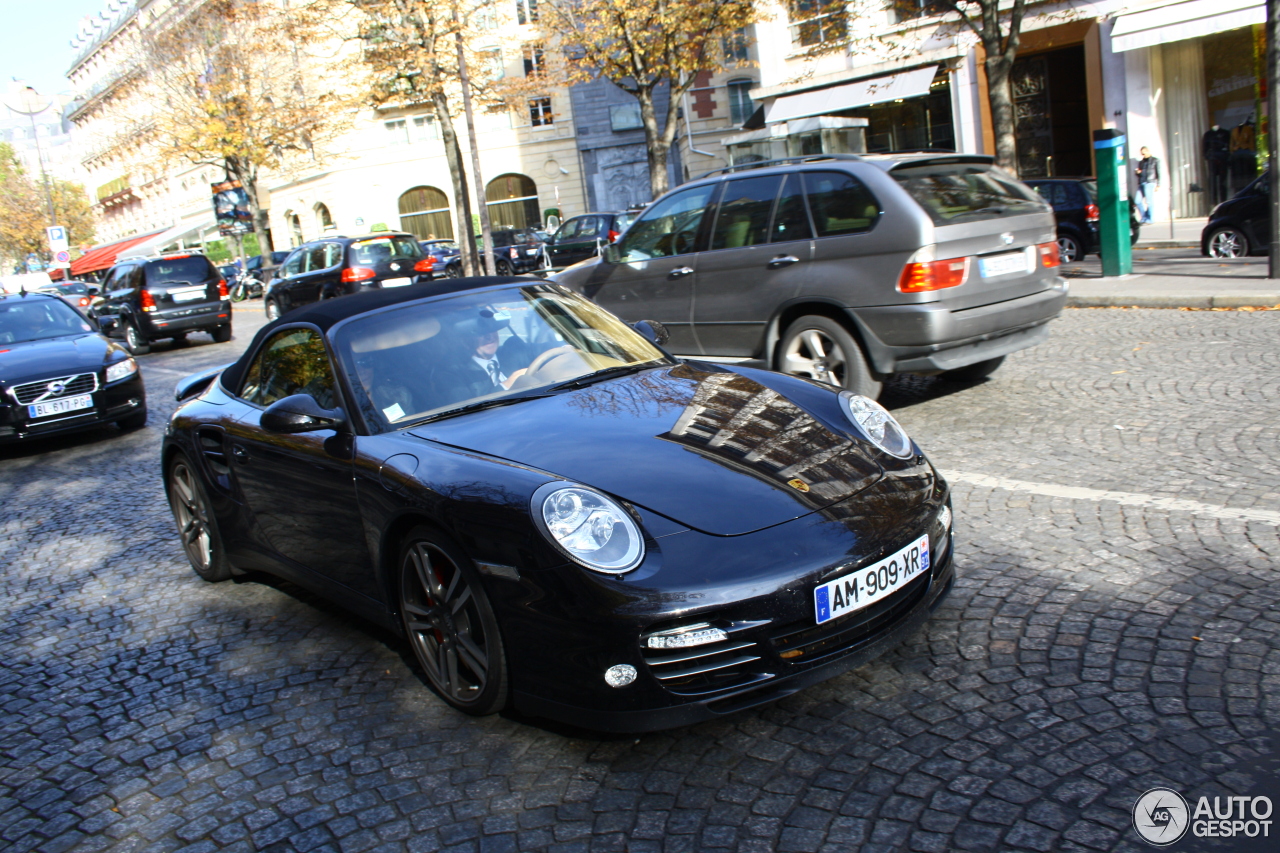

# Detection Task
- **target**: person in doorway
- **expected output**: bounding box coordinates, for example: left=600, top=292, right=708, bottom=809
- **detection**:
left=1134, top=147, right=1161, bottom=225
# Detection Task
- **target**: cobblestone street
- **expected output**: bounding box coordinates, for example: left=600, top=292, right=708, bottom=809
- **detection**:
left=2, top=307, right=1277, bottom=853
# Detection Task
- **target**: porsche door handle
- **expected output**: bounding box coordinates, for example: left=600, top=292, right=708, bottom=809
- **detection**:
left=231, top=445, right=250, bottom=463
left=668, top=267, right=694, bottom=279
left=768, top=255, right=800, bottom=268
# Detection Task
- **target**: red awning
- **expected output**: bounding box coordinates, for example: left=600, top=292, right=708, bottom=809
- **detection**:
left=70, top=229, right=168, bottom=276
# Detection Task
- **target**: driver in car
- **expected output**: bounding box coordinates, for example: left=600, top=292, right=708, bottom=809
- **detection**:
left=443, top=308, right=531, bottom=398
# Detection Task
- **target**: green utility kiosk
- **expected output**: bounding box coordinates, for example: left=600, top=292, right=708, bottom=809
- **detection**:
left=1092, top=128, right=1133, bottom=277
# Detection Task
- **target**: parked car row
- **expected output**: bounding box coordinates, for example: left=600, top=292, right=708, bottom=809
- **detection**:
left=1202, top=171, right=1269, bottom=257
left=1022, top=177, right=1141, bottom=262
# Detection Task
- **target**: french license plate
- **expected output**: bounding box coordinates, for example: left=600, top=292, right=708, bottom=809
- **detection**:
left=814, top=533, right=930, bottom=624
left=29, top=394, right=93, bottom=419
left=171, top=287, right=207, bottom=303
left=979, top=250, right=1031, bottom=278
left=382, top=277, right=411, bottom=287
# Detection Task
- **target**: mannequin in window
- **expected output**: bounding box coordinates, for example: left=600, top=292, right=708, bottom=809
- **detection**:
left=1203, top=125, right=1231, bottom=205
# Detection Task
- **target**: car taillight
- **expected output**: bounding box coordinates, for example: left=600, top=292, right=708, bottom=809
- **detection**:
left=78, top=297, right=91, bottom=307
left=1038, top=241, right=1061, bottom=268
left=607, top=229, right=620, bottom=243
left=897, top=256, right=971, bottom=293
left=1085, top=203, right=1100, bottom=222
left=341, top=267, right=377, bottom=282
left=414, top=258, right=435, bottom=272
left=509, top=247, right=519, bottom=259
left=217, top=278, right=228, bottom=298
left=140, top=289, right=157, bottom=312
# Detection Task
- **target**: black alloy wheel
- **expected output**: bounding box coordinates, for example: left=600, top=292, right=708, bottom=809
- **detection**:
left=495, top=259, right=513, bottom=276
left=778, top=315, right=882, bottom=399
left=399, top=528, right=508, bottom=715
left=124, top=322, right=150, bottom=355
left=264, top=300, right=281, bottom=321
left=445, top=263, right=461, bottom=278
left=1057, top=232, right=1083, bottom=263
left=167, top=455, right=231, bottom=582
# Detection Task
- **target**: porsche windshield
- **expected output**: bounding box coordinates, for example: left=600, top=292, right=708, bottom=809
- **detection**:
left=334, top=285, right=671, bottom=431
left=0, top=298, right=95, bottom=344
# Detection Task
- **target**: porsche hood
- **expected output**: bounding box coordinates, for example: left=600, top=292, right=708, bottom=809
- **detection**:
left=410, top=363, right=884, bottom=536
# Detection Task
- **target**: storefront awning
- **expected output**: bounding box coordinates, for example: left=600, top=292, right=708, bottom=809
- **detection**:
left=69, top=229, right=168, bottom=277
left=115, top=221, right=213, bottom=262
left=1111, top=0, right=1264, bottom=52
left=764, top=66, right=939, bottom=124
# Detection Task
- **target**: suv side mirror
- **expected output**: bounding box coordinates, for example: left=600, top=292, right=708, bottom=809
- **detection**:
left=261, top=394, right=348, bottom=434
left=601, top=243, right=621, bottom=264
left=96, top=315, right=119, bottom=334
left=632, top=320, right=670, bottom=346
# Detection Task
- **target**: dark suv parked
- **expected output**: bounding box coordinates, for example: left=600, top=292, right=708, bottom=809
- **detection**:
left=442, top=228, right=548, bottom=277
left=95, top=253, right=232, bottom=355
left=1202, top=172, right=1268, bottom=257
left=555, top=153, right=1068, bottom=397
left=264, top=232, right=432, bottom=319
left=546, top=212, right=637, bottom=269
left=1023, top=178, right=1141, bottom=262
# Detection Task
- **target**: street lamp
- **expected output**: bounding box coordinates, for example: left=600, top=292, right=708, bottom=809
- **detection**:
left=6, top=86, right=59, bottom=240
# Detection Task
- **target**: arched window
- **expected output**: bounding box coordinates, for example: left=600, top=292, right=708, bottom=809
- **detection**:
left=288, top=212, right=304, bottom=247
left=485, top=173, right=539, bottom=229
left=727, top=78, right=755, bottom=126
left=398, top=186, right=454, bottom=240
left=315, top=202, right=334, bottom=232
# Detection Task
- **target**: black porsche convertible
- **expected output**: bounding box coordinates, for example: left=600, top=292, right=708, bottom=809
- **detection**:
left=164, top=278, right=953, bottom=731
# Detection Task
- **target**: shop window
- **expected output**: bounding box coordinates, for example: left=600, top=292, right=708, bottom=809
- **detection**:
left=399, top=186, right=455, bottom=240
left=485, top=174, right=540, bottom=229
left=529, top=97, right=554, bottom=127
left=727, top=79, right=755, bottom=126
left=788, top=0, right=847, bottom=48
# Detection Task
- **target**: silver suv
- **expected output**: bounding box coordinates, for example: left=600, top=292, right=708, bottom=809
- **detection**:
left=553, top=153, right=1068, bottom=397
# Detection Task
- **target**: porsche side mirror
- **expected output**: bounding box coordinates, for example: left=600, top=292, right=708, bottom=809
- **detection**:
left=632, top=319, right=670, bottom=347
left=262, top=394, right=348, bottom=434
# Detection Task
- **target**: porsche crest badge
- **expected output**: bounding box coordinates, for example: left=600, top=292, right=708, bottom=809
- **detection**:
left=787, top=478, right=811, bottom=493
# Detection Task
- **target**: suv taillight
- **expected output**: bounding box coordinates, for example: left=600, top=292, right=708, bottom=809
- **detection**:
left=509, top=247, right=519, bottom=259
left=1085, top=203, right=1100, bottom=222
left=140, top=289, right=157, bottom=312
left=607, top=229, right=620, bottom=243
left=897, top=256, right=971, bottom=293
left=414, top=258, right=435, bottom=273
left=218, top=278, right=228, bottom=298
left=342, top=267, right=377, bottom=283
left=1037, top=241, right=1061, bottom=268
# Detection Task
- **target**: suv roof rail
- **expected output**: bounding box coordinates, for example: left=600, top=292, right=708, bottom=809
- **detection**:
left=698, top=153, right=866, bottom=180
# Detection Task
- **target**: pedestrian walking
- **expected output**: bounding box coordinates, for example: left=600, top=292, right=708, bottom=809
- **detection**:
left=1134, top=147, right=1161, bottom=224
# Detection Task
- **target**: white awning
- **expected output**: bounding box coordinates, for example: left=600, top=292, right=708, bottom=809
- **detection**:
left=1111, top=0, right=1264, bottom=52
left=115, top=221, right=214, bottom=261
left=764, top=66, right=939, bottom=124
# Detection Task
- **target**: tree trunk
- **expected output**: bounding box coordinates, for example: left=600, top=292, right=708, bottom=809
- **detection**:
left=229, top=158, right=275, bottom=254
left=637, top=90, right=670, bottom=199
left=984, top=53, right=1018, bottom=173
left=434, top=91, right=480, bottom=276
left=456, top=27, right=496, bottom=276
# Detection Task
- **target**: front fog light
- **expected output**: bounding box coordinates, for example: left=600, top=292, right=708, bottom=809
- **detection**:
left=838, top=392, right=914, bottom=459
left=535, top=483, right=644, bottom=574
left=645, top=623, right=727, bottom=650
left=604, top=664, right=637, bottom=688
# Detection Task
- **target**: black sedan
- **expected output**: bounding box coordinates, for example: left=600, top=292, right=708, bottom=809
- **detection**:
left=163, top=279, right=953, bottom=731
left=419, top=239, right=461, bottom=277
left=0, top=291, right=147, bottom=442
left=1202, top=171, right=1268, bottom=257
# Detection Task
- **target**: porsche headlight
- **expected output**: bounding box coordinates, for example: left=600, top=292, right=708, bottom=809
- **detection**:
left=535, top=484, right=644, bottom=574
left=105, top=357, right=138, bottom=384
left=838, top=392, right=914, bottom=459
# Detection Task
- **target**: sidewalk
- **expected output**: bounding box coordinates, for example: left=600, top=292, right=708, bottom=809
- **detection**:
left=1063, top=246, right=1280, bottom=309
left=1133, top=217, right=1205, bottom=250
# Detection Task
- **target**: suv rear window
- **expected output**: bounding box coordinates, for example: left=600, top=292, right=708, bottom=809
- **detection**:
left=891, top=162, right=1045, bottom=225
left=350, top=236, right=423, bottom=265
left=144, top=257, right=216, bottom=287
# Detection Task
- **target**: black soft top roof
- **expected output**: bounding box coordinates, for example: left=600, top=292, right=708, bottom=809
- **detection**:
left=222, top=276, right=530, bottom=391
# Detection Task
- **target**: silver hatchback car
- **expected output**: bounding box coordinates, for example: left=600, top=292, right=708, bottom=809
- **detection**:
left=554, top=153, right=1068, bottom=397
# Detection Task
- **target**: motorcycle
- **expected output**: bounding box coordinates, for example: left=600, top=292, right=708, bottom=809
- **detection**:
left=228, top=272, right=264, bottom=302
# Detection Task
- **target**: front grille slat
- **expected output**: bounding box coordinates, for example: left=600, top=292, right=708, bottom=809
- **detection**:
left=641, top=635, right=770, bottom=696
left=11, top=373, right=99, bottom=406
left=644, top=640, right=757, bottom=667
left=654, top=654, right=762, bottom=681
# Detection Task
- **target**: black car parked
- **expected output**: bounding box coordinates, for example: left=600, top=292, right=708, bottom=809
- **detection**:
left=443, top=228, right=549, bottom=277
left=419, top=239, right=461, bottom=276
left=546, top=212, right=637, bottom=269
left=0, top=291, right=146, bottom=441
left=1023, top=178, right=1141, bottom=262
left=94, top=253, right=232, bottom=355
left=163, top=279, right=952, bottom=731
left=263, top=233, right=432, bottom=320
left=1202, top=172, right=1269, bottom=257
